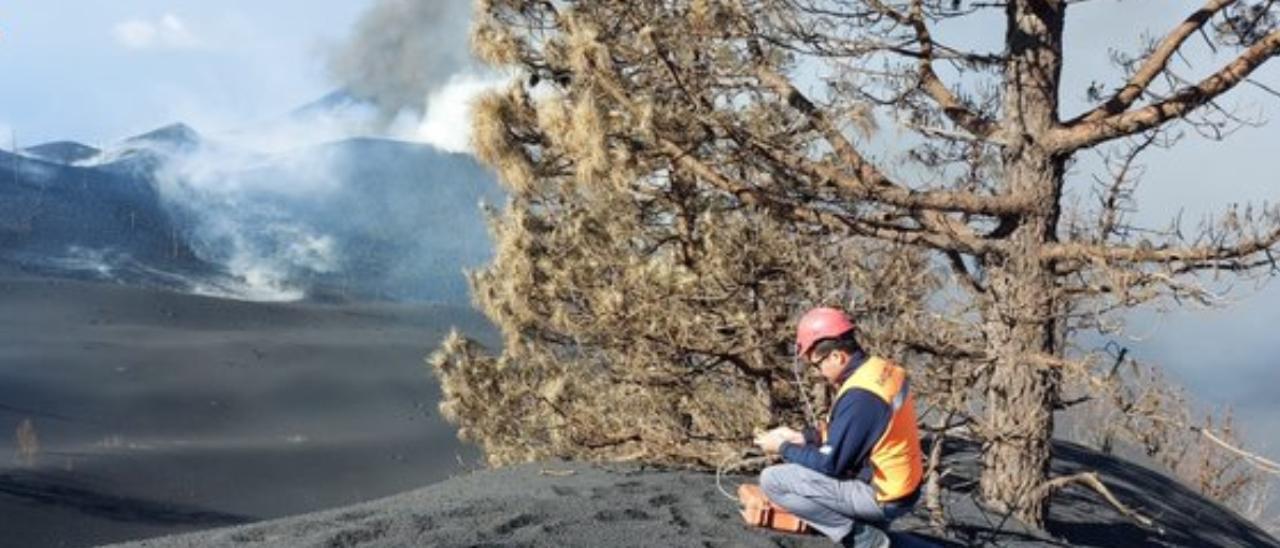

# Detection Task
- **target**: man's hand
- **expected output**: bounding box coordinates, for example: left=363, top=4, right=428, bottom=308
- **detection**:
left=754, top=426, right=804, bottom=455
left=776, top=426, right=804, bottom=446
left=753, top=430, right=784, bottom=454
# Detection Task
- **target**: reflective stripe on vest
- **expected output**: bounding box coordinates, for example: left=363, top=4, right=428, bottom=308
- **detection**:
left=831, top=356, right=925, bottom=503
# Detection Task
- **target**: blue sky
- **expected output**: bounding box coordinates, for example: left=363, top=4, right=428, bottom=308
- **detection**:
left=0, top=1, right=373, bottom=145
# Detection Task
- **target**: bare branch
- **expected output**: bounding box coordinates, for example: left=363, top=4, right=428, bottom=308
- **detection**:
left=754, top=66, right=1031, bottom=217
left=1070, top=0, right=1238, bottom=125
left=655, top=136, right=979, bottom=252
left=864, top=0, right=1000, bottom=139
left=1094, top=136, right=1153, bottom=242
left=1145, top=413, right=1280, bottom=475
left=899, top=118, right=1011, bottom=146
left=1037, top=471, right=1161, bottom=531
left=1055, top=28, right=1280, bottom=151
left=946, top=249, right=988, bottom=295
left=1043, top=224, right=1280, bottom=268
left=1198, top=424, right=1280, bottom=475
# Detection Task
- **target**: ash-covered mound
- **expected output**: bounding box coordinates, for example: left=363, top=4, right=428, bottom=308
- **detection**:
left=0, top=149, right=215, bottom=292
left=110, top=440, right=1278, bottom=548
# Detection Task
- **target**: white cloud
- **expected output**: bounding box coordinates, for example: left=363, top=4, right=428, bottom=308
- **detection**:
left=113, top=14, right=204, bottom=51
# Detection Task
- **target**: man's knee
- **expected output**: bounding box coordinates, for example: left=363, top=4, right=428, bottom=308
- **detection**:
left=759, top=464, right=791, bottom=500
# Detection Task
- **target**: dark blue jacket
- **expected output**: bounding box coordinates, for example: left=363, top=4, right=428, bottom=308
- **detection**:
left=779, top=351, right=893, bottom=480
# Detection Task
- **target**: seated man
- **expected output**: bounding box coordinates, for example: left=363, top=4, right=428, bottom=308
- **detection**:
left=754, top=307, right=924, bottom=547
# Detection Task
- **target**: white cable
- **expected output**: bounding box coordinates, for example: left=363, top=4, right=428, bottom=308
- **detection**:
left=715, top=452, right=743, bottom=503
left=715, top=450, right=768, bottom=504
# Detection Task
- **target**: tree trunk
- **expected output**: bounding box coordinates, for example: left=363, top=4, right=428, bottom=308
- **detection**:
left=980, top=248, right=1059, bottom=526
left=980, top=147, right=1063, bottom=525
left=979, top=0, right=1067, bottom=527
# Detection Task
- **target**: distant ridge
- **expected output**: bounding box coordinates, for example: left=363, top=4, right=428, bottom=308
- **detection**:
left=289, top=89, right=371, bottom=120
left=22, top=141, right=101, bottom=164
left=124, top=123, right=202, bottom=149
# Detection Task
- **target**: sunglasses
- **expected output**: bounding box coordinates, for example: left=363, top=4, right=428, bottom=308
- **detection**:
left=792, top=347, right=833, bottom=373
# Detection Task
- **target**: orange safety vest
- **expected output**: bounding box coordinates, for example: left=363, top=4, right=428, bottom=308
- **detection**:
left=826, top=356, right=924, bottom=503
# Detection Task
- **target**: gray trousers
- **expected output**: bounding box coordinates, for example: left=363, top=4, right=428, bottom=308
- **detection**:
left=760, top=463, right=909, bottom=542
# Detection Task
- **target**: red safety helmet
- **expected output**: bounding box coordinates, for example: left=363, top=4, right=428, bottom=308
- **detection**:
left=795, top=307, right=855, bottom=359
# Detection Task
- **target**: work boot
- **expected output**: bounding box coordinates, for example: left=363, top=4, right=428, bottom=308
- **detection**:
left=840, top=523, right=890, bottom=548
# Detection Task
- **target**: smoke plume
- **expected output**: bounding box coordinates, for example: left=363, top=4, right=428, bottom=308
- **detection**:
left=329, top=0, right=479, bottom=119
left=328, top=0, right=504, bottom=153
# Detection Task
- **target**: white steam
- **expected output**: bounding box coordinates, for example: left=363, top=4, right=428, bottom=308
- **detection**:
left=402, top=72, right=507, bottom=154
left=227, top=98, right=382, bottom=157
left=328, top=0, right=508, bottom=154
left=129, top=127, right=348, bottom=302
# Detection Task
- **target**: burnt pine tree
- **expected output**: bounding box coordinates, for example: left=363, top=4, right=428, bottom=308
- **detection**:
left=434, top=0, right=1280, bottom=527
